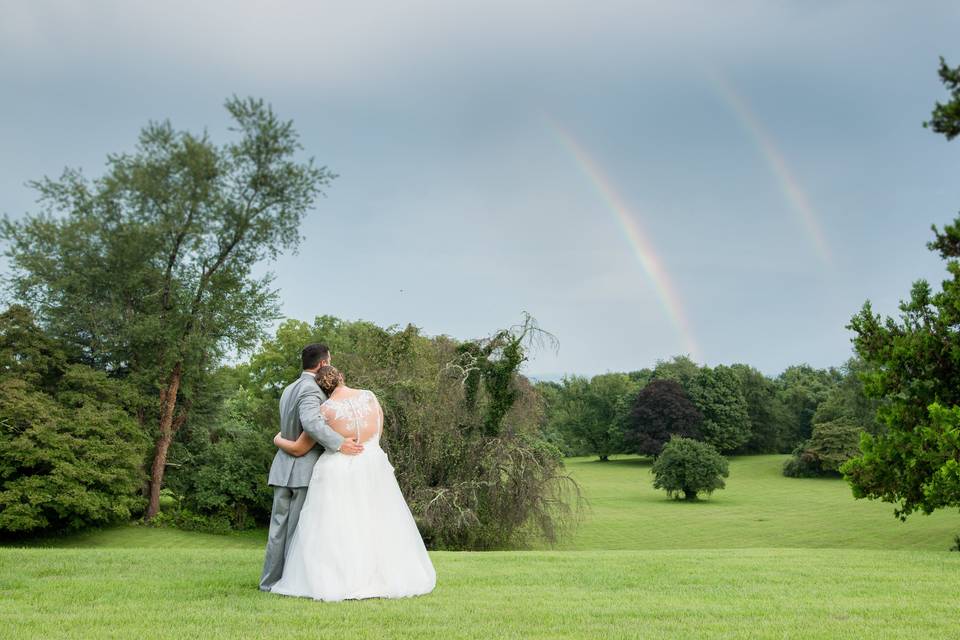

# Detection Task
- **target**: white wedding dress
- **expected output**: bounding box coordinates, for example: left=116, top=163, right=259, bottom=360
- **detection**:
left=271, top=389, right=436, bottom=601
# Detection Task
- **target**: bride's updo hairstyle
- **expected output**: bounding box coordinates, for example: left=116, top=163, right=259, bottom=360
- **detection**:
left=315, top=365, right=344, bottom=396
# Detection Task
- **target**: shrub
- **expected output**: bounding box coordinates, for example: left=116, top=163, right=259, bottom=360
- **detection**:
left=651, top=436, right=729, bottom=501
left=783, top=417, right=863, bottom=478
left=164, top=384, right=276, bottom=530
left=0, top=307, right=149, bottom=536
left=0, top=370, right=148, bottom=535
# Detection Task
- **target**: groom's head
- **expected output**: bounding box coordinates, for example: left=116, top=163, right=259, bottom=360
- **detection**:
left=301, top=343, right=331, bottom=372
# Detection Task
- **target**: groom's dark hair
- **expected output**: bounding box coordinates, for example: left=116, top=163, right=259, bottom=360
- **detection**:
left=301, top=343, right=331, bottom=370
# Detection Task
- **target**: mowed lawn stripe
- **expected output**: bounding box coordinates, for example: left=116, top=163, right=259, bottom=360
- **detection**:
left=1, top=548, right=958, bottom=639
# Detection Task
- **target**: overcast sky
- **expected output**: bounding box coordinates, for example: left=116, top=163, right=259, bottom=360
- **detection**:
left=2, top=1, right=959, bottom=378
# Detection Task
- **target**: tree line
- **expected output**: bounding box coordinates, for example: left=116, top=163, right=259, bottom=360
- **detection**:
left=537, top=356, right=881, bottom=473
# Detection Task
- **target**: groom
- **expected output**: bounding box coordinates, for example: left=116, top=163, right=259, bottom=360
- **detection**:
left=259, top=343, right=364, bottom=592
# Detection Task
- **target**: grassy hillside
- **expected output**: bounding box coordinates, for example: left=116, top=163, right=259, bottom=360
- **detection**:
left=3, top=454, right=960, bottom=639
left=557, top=454, right=960, bottom=551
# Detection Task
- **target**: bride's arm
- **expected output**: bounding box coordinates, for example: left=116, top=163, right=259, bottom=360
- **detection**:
left=274, top=431, right=314, bottom=457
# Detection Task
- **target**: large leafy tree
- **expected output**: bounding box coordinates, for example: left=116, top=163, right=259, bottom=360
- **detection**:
left=543, top=373, right=639, bottom=461
left=625, top=378, right=703, bottom=457
left=729, top=363, right=791, bottom=454
left=775, top=364, right=839, bottom=448
left=0, top=306, right=148, bottom=534
left=1, top=97, right=333, bottom=519
left=651, top=436, right=729, bottom=501
left=687, top=365, right=751, bottom=453
left=842, top=58, right=960, bottom=520
left=651, top=355, right=700, bottom=389
left=810, top=358, right=882, bottom=435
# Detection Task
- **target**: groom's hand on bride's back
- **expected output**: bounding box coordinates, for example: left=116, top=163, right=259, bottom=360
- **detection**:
left=339, top=438, right=364, bottom=455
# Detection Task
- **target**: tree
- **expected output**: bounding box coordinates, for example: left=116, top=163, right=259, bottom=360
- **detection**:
left=453, top=313, right=558, bottom=438
left=810, top=358, right=882, bottom=435
left=782, top=359, right=882, bottom=478
left=163, top=378, right=276, bottom=529
left=1, top=97, right=333, bottom=519
left=651, top=355, right=700, bottom=389
left=534, top=381, right=581, bottom=456
left=687, top=365, right=751, bottom=453
left=783, top=417, right=863, bottom=478
left=775, top=365, right=839, bottom=448
left=925, top=56, right=960, bottom=140
left=541, top=373, right=639, bottom=461
left=0, top=306, right=148, bottom=534
left=625, top=378, right=703, bottom=457
left=729, top=363, right=791, bottom=454
left=651, top=436, right=729, bottom=501
left=841, top=58, right=960, bottom=521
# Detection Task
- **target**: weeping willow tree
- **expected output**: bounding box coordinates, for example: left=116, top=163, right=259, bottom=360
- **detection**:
left=413, top=313, right=582, bottom=548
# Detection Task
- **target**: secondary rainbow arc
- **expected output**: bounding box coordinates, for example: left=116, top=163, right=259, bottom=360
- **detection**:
left=709, top=72, right=833, bottom=266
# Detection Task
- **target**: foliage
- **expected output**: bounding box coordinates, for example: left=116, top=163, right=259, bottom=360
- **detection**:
left=810, top=358, right=882, bottom=435
left=624, top=378, right=703, bottom=457
left=686, top=365, right=751, bottom=453
left=842, top=61, right=960, bottom=521
left=540, top=373, right=640, bottom=461
left=651, top=436, right=729, bottom=501
left=925, top=57, right=960, bottom=140
left=729, top=363, right=792, bottom=454
left=775, top=364, right=839, bottom=448
left=532, top=381, right=584, bottom=456
left=1, top=96, right=333, bottom=519
left=163, top=382, right=275, bottom=530
left=783, top=417, right=863, bottom=478
left=0, top=306, right=148, bottom=535
left=651, top=355, right=700, bottom=389
left=782, top=359, right=881, bottom=478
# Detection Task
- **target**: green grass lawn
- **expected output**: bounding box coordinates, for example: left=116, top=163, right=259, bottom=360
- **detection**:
left=558, top=455, right=960, bottom=550
left=3, top=454, right=960, bottom=639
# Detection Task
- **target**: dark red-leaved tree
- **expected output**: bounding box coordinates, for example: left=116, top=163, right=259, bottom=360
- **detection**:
left=625, top=379, right=704, bottom=457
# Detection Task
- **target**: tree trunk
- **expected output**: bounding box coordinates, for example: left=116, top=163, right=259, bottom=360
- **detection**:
left=683, top=488, right=698, bottom=501
left=145, top=362, right=183, bottom=521
left=598, top=454, right=609, bottom=462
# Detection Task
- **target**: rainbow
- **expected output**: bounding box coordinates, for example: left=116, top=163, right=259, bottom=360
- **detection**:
left=709, top=72, right=833, bottom=265
left=546, top=120, right=702, bottom=361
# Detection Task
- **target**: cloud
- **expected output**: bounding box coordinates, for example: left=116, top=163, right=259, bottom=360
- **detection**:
left=2, top=1, right=901, bottom=90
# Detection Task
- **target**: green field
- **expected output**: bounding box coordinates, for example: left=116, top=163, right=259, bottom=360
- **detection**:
left=559, top=455, right=960, bottom=550
left=2, top=455, right=959, bottom=639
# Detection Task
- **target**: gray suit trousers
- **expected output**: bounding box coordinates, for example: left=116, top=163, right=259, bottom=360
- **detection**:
left=259, top=486, right=309, bottom=591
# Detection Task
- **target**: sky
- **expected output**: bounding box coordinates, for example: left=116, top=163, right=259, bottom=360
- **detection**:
left=1, top=1, right=959, bottom=379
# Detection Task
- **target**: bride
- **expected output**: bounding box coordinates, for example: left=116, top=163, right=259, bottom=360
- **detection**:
left=269, top=365, right=436, bottom=601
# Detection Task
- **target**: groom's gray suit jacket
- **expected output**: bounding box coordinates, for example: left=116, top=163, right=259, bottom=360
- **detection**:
left=268, top=371, right=346, bottom=487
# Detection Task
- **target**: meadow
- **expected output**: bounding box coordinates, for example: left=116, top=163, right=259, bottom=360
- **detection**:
left=2, top=455, right=959, bottom=639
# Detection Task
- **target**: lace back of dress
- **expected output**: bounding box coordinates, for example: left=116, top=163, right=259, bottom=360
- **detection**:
left=324, top=390, right=382, bottom=445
